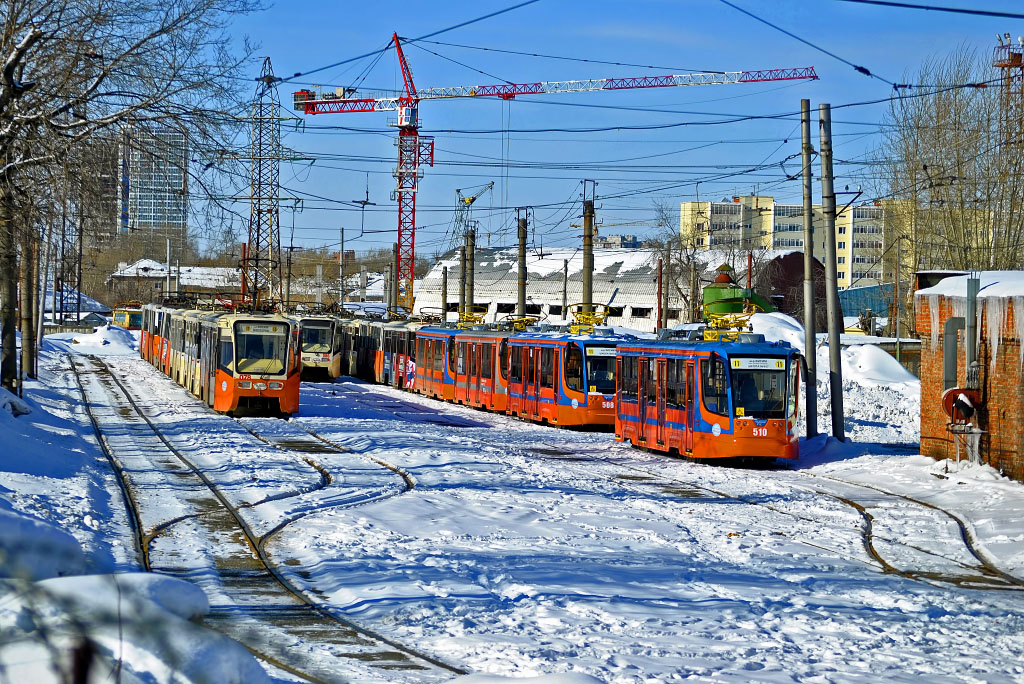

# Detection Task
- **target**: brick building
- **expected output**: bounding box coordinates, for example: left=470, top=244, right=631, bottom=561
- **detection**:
left=915, top=272, right=1024, bottom=481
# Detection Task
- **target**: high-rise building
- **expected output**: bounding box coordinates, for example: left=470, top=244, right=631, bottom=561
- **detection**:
left=680, top=195, right=886, bottom=289
left=119, top=125, right=188, bottom=236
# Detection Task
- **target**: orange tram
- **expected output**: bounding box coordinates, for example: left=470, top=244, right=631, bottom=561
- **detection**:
left=340, top=319, right=801, bottom=461
left=615, top=333, right=801, bottom=460
left=140, top=304, right=301, bottom=416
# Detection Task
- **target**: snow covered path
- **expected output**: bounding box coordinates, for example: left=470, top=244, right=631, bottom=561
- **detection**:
left=79, top=355, right=465, bottom=683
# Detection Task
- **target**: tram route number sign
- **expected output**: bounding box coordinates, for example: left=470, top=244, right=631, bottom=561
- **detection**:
left=731, top=357, right=785, bottom=370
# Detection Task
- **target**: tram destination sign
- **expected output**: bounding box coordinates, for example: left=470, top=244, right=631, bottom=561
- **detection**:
left=586, top=346, right=616, bottom=357
left=731, top=357, right=785, bottom=370
left=241, top=323, right=286, bottom=334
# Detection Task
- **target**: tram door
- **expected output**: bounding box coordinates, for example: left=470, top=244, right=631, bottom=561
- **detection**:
left=684, top=361, right=695, bottom=453
left=638, top=358, right=649, bottom=443
left=525, top=347, right=538, bottom=417
left=656, top=359, right=667, bottom=446
left=469, top=344, right=479, bottom=405
left=480, top=344, right=492, bottom=407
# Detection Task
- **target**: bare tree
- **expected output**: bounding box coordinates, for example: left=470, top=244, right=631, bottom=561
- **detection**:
left=0, top=0, right=260, bottom=390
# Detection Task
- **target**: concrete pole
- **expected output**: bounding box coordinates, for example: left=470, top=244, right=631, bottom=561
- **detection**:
left=582, top=199, right=594, bottom=312
left=562, top=259, right=568, bottom=322
left=819, top=103, right=845, bottom=441
left=966, top=275, right=980, bottom=388
left=657, top=258, right=664, bottom=332
left=466, top=228, right=476, bottom=310
left=339, top=227, right=344, bottom=303
left=801, top=98, right=818, bottom=438
left=442, top=266, right=448, bottom=323
left=392, top=243, right=400, bottom=313
left=458, top=245, right=466, bottom=318
left=518, top=217, right=527, bottom=318
left=165, top=238, right=171, bottom=296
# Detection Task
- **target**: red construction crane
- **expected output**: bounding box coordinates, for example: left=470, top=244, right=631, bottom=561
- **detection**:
left=294, top=33, right=818, bottom=313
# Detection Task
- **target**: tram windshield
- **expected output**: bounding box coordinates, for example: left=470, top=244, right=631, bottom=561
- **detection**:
left=585, top=346, right=617, bottom=394
left=730, top=357, right=787, bottom=419
left=235, top=321, right=289, bottom=375
left=301, top=323, right=331, bottom=353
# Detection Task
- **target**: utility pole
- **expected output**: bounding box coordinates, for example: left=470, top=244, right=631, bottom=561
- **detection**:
left=466, top=226, right=476, bottom=311
left=441, top=266, right=448, bottom=323
left=894, top=235, right=902, bottom=365
left=801, top=98, right=818, bottom=438
left=517, top=213, right=528, bottom=318
left=562, top=259, right=568, bottom=321
left=582, top=180, right=596, bottom=312
left=819, top=103, right=845, bottom=441
left=339, top=227, right=345, bottom=304
left=458, top=245, right=466, bottom=318
left=392, top=242, right=400, bottom=314
left=165, top=238, right=171, bottom=296
left=657, top=258, right=664, bottom=332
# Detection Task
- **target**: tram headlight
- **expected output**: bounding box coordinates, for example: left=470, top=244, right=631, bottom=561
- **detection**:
left=237, top=380, right=252, bottom=389
left=268, top=381, right=284, bottom=390
left=253, top=382, right=267, bottom=391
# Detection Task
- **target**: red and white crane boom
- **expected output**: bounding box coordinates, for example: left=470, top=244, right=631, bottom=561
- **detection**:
left=294, top=34, right=817, bottom=313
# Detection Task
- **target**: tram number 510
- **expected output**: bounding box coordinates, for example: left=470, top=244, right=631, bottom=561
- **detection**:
left=752, top=427, right=769, bottom=437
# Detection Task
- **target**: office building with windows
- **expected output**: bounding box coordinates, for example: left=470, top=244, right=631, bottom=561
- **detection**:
left=119, top=125, right=188, bottom=236
left=680, top=195, right=886, bottom=289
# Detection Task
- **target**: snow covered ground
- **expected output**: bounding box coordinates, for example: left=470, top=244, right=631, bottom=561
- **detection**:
left=2, top=317, right=1024, bottom=682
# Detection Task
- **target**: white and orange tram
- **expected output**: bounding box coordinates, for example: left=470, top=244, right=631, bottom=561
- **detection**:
left=141, top=304, right=301, bottom=416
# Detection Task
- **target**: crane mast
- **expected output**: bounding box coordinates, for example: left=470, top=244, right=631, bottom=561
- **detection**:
left=293, top=36, right=817, bottom=314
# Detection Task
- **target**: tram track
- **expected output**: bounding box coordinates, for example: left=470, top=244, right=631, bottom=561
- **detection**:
left=72, top=355, right=466, bottom=683
left=529, top=437, right=1024, bottom=592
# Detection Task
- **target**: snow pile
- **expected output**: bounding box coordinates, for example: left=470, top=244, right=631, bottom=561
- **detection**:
left=841, top=341, right=919, bottom=386
left=750, top=311, right=920, bottom=442
left=0, top=386, right=31, bottom=417
left=44, top=324, right=139, bottom=356
left=749, top=311, right=807, bottom=352
left=0, top=573, right=268, bottom=684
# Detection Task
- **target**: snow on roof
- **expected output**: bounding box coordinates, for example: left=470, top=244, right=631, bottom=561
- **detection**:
left=42, top=286, right=111, bottom=314
left=915, top=271, right=1024, bottom=300
left=109, top=259, right=240, bottom=290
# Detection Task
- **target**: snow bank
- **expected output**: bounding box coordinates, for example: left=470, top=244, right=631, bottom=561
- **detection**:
left=0, top=507, right=87, bottom=580
left=749, top=311, right=806, bottom=352
left=0, top=573, right=268, bottom=684
left=44, top=324, right=138, bottom=356
left=841, top=342, right=918, bottom=386
left=0, top=386, right=31, bottom=416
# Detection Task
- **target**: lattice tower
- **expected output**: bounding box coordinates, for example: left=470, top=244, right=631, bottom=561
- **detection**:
left=246, top=57, right=283, bottom=308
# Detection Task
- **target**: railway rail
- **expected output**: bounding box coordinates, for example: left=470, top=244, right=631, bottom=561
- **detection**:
left=526, top=435, right=1024, bottom=592
left=71, top=355, right=466, bottom=683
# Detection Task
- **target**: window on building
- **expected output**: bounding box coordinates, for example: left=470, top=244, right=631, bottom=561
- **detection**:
left=631, top=307, right=652, bottom=318
left=838, top=241, right=846, bottom=249
left=837, top=256, right=845, bottom=264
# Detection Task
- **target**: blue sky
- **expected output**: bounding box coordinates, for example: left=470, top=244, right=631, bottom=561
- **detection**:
left=226, top=0, right=1022, bottom=257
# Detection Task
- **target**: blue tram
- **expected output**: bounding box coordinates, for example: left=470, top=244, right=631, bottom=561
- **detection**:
left=615, top=332, right=800, bottom=460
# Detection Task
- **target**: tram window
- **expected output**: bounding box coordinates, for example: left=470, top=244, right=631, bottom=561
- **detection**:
left=587, top=355, right=616, bottom=395
left=666, top=359, right=678, bottom=408
left=235, top=325, right=288, bottom=374
left=482, top=344, right=492, bottom=378
left=787, top=360, right=799, bottom=418
left=302, top=325, right=331, bottom=353
left=434, top=340, right=443, bottom=372
left=498, top=339, right=509, bottom=381
left=457, top=342, right=466, bottom=375
left=619, top=356, right=637, bottom=402
left=731, top=366, right=786, bottom=419
left=564, top=343, right=583, bottom=392
left=218, top=341, right=233, bottom=372
left=646, top=362, right=657, bottom=403
left=701, top=357, right=728, bottom=416
left=540, top=348, right=553, bottom=388
left=510, top=346, right=522, bottom=382
left=448, top=338, right=456, bottom=374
